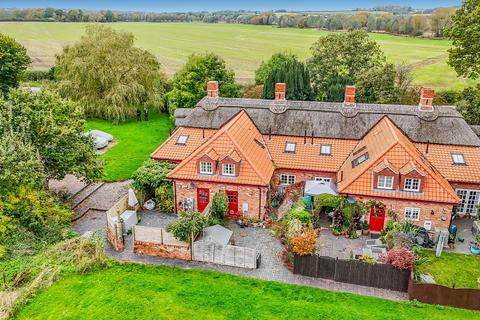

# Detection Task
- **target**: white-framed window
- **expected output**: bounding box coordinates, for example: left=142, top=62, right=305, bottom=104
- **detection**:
left=221, top=163, right=235, bottom=176
left=404, top=207, right=420, bottom=221
left=280, top=174, right=296, bottom=185
left=176, top=134, right=188, bottom=145
left=456, top=189, right=480, bottom=216
left=199, top=162, right=213, bottom=174
left=315, top=177, right=332, bottom=184
left=404, top=178, right=421, bottom=192
left=284, top=142, right=296, bottom=153
left=320, top=144, right=332, bottom=155
left=452, top=153, right=466, bottom=165
left=377, top=175, right=394, bottom=189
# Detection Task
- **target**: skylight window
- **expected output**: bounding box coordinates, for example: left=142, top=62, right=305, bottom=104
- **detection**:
left=176, top=134, right=188, bottom=145
left=320, top=144, right=332, bottom=155
left=285, top=142, right=296, bottom=153
left=452, top=153, right=466, bottom=165
left=352, top=152, right=369, bottom=168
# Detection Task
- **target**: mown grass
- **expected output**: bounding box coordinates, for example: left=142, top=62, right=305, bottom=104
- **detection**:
left=13, top=262, right=479, bottom=320
left=417, top=250, right=480, bottom=289
left=86, top=111, right=173, bottom=182
left=0, top=21, right=474, bottom=88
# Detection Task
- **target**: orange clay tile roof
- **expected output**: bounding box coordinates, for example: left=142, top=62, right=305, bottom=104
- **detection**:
left=150, top=127, right=217, bottom=161
left=399, top=161, right=425, bottom=176
left=263, top=135, right=358, bottom=172
left=373, top=159, right=398, bottom=174
left=167, top=110, right=274, bottom=186
left=337, top=117, right=460, bottom=204
left=414, top=143, right=480, bottom=184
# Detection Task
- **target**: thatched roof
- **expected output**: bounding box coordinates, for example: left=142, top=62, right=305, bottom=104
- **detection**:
left=174, top=97, right=480, bottom=147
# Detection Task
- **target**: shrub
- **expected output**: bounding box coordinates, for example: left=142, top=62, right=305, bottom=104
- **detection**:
left=155, top=184, right=174, bottom=213
left=291, top=227, right=317, bottom=256
left=313, top=194, right=343, bottom=214
left=285, top=218, right=303, bottom=242
left=131, top=160, right=176, bottom=200
left=285, top=207, right=312, bottom=226
left=209, top=191, right=228, bottom=222
left=166, top=211, right=207, bottom=242
left=25, top=68, right=55, bottom=81
left=382, top=248, right=416, bottom=270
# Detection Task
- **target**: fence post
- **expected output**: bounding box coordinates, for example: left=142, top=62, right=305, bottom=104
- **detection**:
left=333, top=257, right=338, bottom=281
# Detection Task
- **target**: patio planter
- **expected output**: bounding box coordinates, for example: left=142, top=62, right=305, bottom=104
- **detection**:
left=362, top=229, right=370, bottom=236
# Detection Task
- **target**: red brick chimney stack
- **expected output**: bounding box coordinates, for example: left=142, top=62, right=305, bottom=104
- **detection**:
left=344, top=85, right=356, bottom=106
left=419, top=88, right=435, bottom=112
left=275, top=83, right=286, bottom=102
left=207, top=81, right=219, bottom=98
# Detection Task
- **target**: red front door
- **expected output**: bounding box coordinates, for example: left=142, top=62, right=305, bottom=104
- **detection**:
left=197, top=188, right=210, bottom=213
left=226, top=191, right=239, bottom=218
left=369, top=208, right=386, bottom=232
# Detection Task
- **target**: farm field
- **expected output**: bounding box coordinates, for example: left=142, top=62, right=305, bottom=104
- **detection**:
left=0, top=21, right=477, bottom=89
left=13, top=263, right=479, bottom=320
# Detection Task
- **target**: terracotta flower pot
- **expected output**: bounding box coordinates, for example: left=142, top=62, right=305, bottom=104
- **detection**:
left=362, top=229, right=370, bottom=236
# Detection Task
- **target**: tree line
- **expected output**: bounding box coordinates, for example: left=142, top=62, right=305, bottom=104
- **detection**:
left=0, top=7, right=456, bottom=38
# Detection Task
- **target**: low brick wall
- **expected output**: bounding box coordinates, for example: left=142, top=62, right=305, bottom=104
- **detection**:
left=106, top=222, right=124, bottom=252
left=134, top=240, right=191, bottom=260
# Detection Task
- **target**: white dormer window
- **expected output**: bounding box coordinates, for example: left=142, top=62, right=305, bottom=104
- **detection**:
left=199, top=162, right=213, bottom=174
left=404, top=178, right=421, bottom=192
left=285, top=142, right=296, bottom=153
left=176, top=134, right=188, bottom=145
left=452, top=153, right=465, bottom=165
left=377, top=175, right=394, bottom=190
left=320, top=144, right=332, bottom=155
left=222, top=163, right=235, bottom=176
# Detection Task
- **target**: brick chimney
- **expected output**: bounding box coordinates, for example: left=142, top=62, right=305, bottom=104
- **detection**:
left=344, top=85, right=356, bottom=106
left=419, top=88, right=434, bottom=112
left=275, top=83, right=286, bottom=102
left=207, top=81, right=219, bottom=98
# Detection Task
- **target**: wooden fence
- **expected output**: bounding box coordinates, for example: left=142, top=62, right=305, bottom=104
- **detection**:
left=293, top=255, right=410, bottom=292
left=408, top=278, right=480, bottom=311
left=192, top=241, right=260, bottom=269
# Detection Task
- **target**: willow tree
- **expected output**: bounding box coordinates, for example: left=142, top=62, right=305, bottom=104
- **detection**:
left=55, top=25, right=166, bottom=122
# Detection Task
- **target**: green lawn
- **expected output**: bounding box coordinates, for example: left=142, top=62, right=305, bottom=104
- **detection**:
left=0, top=21, right=475, bottom=89
left=86, top=111, right=173, bottom=182
left=417, top=250, right=480, bottom=289
left=14, top=263, right=479, bottom=320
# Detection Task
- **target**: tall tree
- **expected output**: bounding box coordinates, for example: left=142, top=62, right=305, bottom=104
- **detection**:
left=262, top=59, right=313, bottom=101
left=445, top=0, right=480, bottom=79
left=55, top=25, right=165, bottom=122
left=167, top=53, right=241, bottom=116
left=0, top=90, right=102, bottom=183
left=307, top=30, right=387, bottom=102
left=255, top=52, right=297, bottom=85
left=0, top=33, right=30, bottom=96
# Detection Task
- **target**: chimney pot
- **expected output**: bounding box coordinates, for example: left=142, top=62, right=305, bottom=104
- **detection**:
left=344, top=85, right=356, bottom=106
left=207, top=81, right=219, bottom=98
left=275, top=83, right=286, bottom=101
left=419, top=88, right=434, bottom=112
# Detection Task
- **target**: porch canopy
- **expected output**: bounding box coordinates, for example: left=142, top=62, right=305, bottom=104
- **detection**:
left=201, top=224, right=233, bottom=246
left=304, top=181, right=338, bottom=197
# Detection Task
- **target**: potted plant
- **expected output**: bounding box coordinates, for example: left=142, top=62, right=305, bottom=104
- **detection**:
left=470, top=234, right=480, bottom=255
left=362, top=221, right=370, bottom=236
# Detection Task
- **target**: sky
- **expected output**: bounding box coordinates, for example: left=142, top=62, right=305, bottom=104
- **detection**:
left=1, top=1, right=462, bottom=12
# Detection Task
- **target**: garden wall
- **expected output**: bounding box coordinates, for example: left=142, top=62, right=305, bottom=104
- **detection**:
left=105, top=195, right=129, bottom=252
left=408, top=278, right=480, bottom=311
left=133, top=225, right=191, bottom=260
left=192, top=241, right=260, bottom=269
left=293, top=255, right=410, bottom=292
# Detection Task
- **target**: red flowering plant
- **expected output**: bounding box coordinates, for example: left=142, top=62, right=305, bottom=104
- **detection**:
left=382, top=247, right=416, bottom=270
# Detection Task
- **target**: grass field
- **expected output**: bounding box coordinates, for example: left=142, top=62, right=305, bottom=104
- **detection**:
left=86, top=111, right=172, bottom=182
left=417, top=251, right=480, bottom=289
left=0, top=22, right=477, bottom=89
left=13, top=263, right=479, bottom=320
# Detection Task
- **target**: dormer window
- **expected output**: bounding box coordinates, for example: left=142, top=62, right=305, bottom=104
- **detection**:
left=404, top=178, right=421, bottom=192
left=320, top=144, right=332, bottom=155
left=176, top=134, right=188, bottom=145
left=352, top=152, right=369, bottom=168
left=452, top=153, right=466, bottom=165
left=221, top=163, right=235, bottom=176
left=285, top=142, right=296, bottom=153
left=199, top=162, right=213, bottom=174
left=377, top=175, right=394, bottom=190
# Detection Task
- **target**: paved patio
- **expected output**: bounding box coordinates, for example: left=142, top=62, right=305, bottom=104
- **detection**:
left=447, top=217, right=477, bottom=254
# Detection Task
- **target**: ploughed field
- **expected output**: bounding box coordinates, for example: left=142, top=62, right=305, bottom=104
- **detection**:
left=1, top=22, right=477, bottom=89
left=13, top=263, right=479, bottom=320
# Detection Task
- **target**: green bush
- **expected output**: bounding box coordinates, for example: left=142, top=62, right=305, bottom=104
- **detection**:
left=209, top=191, right=228, bottom=222
left=155, top=184, right=174, bottom=213
left=25, top=68, right=55, bottom=81
left=131, top=159, right=176, bottom=200
left=166, top=211, right=207, bottom=242
left=285, top=207, right=312, bottom=226
left=313, top=194, right=343, bottom=213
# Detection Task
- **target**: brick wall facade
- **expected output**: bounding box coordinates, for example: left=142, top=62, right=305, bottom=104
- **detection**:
left=272, top=169, right=337, bottom=186
left=361, top=197, right=453, bottom=231
left=174, top=180, right=268, bottom=219
left=106, top=223, right=124, bottom=252
left=133, top=240, right=192, bottom=260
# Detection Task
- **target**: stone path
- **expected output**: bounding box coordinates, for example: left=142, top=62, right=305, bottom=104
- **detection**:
left=73, top=209, right=407, bottom=302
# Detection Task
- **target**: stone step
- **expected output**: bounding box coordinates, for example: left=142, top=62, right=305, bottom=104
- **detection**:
left=70, top=182, right=105, bottom=210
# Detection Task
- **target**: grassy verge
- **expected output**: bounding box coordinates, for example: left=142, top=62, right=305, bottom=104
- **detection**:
left=86, top=111, right=173, bottom=182
left=14, top=263, right=479, bottom=320
left=417, top=250, right=480, bottom=288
